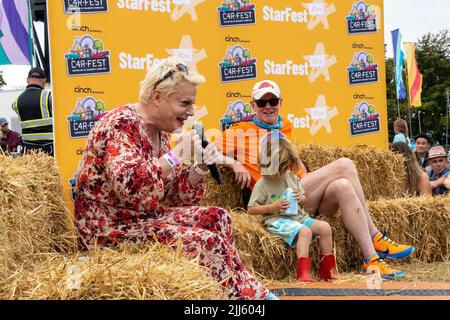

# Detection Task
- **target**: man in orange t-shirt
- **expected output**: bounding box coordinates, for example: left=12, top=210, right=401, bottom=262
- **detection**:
left=217, top=79, right=414, bottom=280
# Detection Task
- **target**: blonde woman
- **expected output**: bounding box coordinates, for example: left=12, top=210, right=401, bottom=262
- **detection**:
left=391, top=142, right=432, bottom=196
left=74, top=57, right=275, bottom=300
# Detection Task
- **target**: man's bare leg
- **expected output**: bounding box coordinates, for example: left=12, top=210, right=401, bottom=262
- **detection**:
left=300, top=158, right=378, bottom=237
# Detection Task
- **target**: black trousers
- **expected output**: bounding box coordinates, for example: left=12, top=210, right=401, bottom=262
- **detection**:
left=22, top=141, right=54, bottom=157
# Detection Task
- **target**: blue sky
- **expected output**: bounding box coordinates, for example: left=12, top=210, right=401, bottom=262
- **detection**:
left=1, top=0, right=449, bottom=90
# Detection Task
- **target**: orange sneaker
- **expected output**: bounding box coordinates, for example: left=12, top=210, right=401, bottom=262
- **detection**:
left=373, top=232, right=414, bottom=260
left=363, top=255, right=405, bottom=280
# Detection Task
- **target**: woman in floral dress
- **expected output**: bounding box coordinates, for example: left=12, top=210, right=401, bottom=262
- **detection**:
left=74, top=58, right=273, bottom=300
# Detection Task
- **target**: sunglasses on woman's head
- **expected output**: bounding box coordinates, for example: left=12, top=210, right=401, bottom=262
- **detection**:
left=153, top=63, right=189, bottom=89
left=254, top=98, right=280, bottom=108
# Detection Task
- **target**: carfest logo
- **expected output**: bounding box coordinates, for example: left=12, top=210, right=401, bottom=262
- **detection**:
left=67, top=96, right=107, bottom=138
left=347, top=51, right=378, bottom=85
left=346, top=1, right=377, bottom=34
left=219, top=45, right=256, bottom=82
left=65, top=35, right=111, bottom=76
left=220, top=100, right=253, bottom=131
left=217, top=0, right=255, bottom=26
left=64, top=0, right=109, bottom=14
left=349, top=101, right=380, bottom=136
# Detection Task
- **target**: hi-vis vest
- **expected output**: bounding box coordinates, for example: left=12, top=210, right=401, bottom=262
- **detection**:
left=12, top=87, right=53, bottom=141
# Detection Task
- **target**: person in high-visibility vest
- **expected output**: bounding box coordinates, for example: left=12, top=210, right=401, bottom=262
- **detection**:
left=12, top=67, right=53, bottom=156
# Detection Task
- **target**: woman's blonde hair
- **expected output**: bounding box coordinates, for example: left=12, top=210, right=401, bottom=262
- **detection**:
left=391, top=142, right=422, bottom=195
left=139, top=57, right=205, bottom=105
left=259, top=136, right=300, bottom=177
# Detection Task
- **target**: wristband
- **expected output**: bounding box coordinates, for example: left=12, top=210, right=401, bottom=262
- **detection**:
left=163, top=151, right=181, bottom=171
left=193, top=161, right=209, bottom=176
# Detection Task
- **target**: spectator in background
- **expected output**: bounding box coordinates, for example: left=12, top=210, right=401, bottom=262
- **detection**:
left=393, top=119, right=411, bottom=145
left=12, top=67, right=53, bottom=156
left=391, top=142, right=431, bottom=196
left=427, top=146, right=450, bottom=196
left=0, top=117, right=21, bottom=154
left=413, top=133, right=432, bottom=171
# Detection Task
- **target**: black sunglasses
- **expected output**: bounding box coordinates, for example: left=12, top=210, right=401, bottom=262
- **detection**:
left=254, top=98, right=280, bottom=108
left=153, top=63, right=189, bottom=89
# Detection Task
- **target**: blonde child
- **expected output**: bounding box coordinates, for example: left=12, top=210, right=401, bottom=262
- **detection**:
left=247, top=134, right=337, bottom=282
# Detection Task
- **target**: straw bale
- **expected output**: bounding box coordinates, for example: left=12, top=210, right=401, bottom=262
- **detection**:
left=0, top=153, right=78, bottom=277
left=3, top=243, right=225, bottom=300
left=202, top=144, right=406, bottom=210
left=231, top=196, right=450, bottom=281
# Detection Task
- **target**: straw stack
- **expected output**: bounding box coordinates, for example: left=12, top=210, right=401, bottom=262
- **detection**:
left=0, top=153, right=78, bottom=279
left=3, top=243, right=226, bottom=300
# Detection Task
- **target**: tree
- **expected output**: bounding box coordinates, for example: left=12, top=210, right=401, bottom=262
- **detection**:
left=0, top=72, right=6, bottom=89
left=93, top=40, right=103, bottom=54
left=385, top=30, right=450, bottom=146
left=367, top=55, right=374, bottom=66
left=243, top=48, right=251, bottom=61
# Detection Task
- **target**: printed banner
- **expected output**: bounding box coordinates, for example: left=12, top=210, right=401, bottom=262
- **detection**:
left=47, top=0, right=387, bottom=208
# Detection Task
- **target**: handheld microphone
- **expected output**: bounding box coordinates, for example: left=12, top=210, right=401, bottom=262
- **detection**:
left=192, top=123, right=223, bottom=185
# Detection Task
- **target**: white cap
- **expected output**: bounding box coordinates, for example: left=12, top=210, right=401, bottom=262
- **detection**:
left=252, top=80, right=281, bottom=100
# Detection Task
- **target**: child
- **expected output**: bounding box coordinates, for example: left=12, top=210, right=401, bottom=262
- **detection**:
left=393, top=119, right=410, bottom=144
left=247, top=134, right=337, bottom=282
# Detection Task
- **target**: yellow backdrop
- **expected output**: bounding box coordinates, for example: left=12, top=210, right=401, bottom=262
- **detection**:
left=47, top=0, right=387, bottom=207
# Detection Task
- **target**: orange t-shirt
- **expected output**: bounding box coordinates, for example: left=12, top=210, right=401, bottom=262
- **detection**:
left=218, top=119, right=305, bottom=188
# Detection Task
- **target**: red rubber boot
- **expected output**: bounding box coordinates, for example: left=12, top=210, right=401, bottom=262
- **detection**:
left=317, top=254, right=338, bottom=281
left=296, top=257, right=314, bottom=282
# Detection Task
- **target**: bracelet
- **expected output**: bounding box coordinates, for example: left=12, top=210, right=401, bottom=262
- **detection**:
left=163, top=151, right=181, bottom=171
left=193, top=163, right=209, bottom=176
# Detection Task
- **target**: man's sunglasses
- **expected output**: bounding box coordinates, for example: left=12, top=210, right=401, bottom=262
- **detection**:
left=254, top=98, right=280, bottom=108
left=153, top=63, right=189, bottom=89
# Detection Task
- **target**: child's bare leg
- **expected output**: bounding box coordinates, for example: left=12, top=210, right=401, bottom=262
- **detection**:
left=310, top=220, right=333, bottom=254
left=296, top=227, right=312, bottom=257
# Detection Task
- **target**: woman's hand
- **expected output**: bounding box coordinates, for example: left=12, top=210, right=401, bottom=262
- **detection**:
left=271, top=200, right=290, bottom=213
left=193, top=134, right=222, bottom=171
left=231, top=162, right=251, bottom=189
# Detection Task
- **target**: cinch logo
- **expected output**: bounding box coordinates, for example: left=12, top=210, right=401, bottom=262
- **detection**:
left=347, top=51, right=378, bottom=85
left=64, top=0, right=108, bottom=14
left=220, top=100, right=253, bottom=131
left=65, top=35, right=111, bottom=76
left=346, top=1, right=377, bottom=34
left=218, top=0, right=256, bottom=27
left=67, top=96, right=107, bottom=138
left=219, top=45, right=257, bottom=82
left=349, top=101, right=380, bottom=136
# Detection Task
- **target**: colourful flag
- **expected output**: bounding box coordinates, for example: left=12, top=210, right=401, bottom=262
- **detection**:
left=404, top=42, right=423, bottom=107
left=0, top=0, right=32, bottom=65
left=391, top=29, right=407, bottom=100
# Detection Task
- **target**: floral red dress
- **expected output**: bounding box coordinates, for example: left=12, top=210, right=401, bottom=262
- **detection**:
left=74, top=105, right=269, bottom=300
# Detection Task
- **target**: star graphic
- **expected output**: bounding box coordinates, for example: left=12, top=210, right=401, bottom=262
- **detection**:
left=302, top=0, right=336, bottom=30
left=171, top=0, right=206, bottom=22
left=304, top=95, right=338, bottom=136
left=166, top=35, right=207, bottom=72
left=303, top=42, right=337, bottom=83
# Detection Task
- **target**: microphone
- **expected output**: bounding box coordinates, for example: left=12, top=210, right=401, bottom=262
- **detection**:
left=192, top=123, right=223, bottom=185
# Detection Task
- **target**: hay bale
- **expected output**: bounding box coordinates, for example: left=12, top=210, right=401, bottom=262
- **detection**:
left=231, top=210, right=296, bottom=280
left=202, top=144, right=406, bottom=210
left=199, top=166, right=242, bottom=209
left=0, top=153, right=78, bottom=278
left=231, top=197, right=450, bottom=280
left=3, top=243, right=226, bottom=300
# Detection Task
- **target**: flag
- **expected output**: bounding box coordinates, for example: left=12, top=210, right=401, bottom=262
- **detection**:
left=404, top=42, right=423, bottom=107
left=391, top=29, right=407, bottom=100
left=0, top=0, right=32, bottom=65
